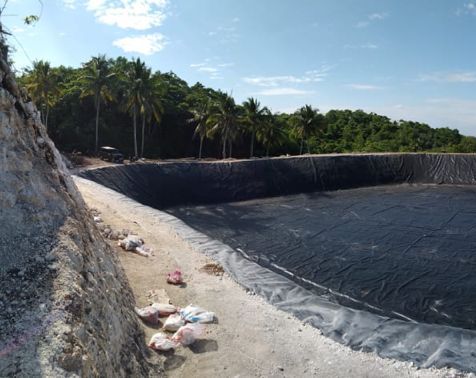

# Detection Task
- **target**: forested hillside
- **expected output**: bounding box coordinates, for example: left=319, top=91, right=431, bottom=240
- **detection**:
left=18, top=56, right=476, bottom=159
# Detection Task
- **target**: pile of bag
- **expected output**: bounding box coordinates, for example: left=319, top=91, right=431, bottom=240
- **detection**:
left=134, top=303, right=217, bottom=351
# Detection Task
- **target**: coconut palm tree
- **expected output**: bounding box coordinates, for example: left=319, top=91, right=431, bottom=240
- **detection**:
left=123, top=58, right=148, bottom=158
left=79, top=55, right=115, bottom=153
left=256, top=110, right=286, bottom=156
left=188, top=101, right=211, bottom=159
left=242, top=97, right=267, bottom=158
left=24, top=60, right=59, bottom=130
left=139, top=72, right=163, bottom=158
left=292, top=105, right=326, bottom=154
left=209, top=94, right=239, bottom=159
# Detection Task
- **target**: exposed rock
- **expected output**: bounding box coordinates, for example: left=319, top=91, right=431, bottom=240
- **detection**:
left=0, top=38, right=158, bottom=376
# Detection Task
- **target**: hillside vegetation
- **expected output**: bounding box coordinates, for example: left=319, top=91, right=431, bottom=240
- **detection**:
left=18, top=56, right=476, bottom=159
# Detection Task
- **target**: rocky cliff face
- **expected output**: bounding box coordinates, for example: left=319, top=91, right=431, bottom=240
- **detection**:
left=0, top=42, right=155, bottom=376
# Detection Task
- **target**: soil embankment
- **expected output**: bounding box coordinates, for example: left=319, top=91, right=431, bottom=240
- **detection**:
left=0, top=45, right=157, bottom=376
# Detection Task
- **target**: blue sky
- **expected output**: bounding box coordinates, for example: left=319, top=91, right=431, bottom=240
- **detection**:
left=4, top=0, right=476, bottom=135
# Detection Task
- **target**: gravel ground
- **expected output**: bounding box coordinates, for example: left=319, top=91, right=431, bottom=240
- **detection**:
left=75, top=177, right=472, bottom=378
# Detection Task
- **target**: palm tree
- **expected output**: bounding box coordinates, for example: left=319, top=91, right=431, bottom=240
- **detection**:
left=188, top=101, right=210, bottom=159
left=139, top=72, right=163, bottom=158
left=209, top=94, right=239, bottom=159
left=79, top=55, right=115, bottom=153
left=124, top=58, right=148, bottom=158
left=256, top=110, right=286, bottom=156
left=242, top=97, right=267, bottom=158
left=292, top=105, right=326, bottom=154
left=24, top=60, right=58, bottom=130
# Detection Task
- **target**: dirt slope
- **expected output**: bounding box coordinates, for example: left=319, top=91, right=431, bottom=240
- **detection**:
left=0, top=41, right=158, bottom=376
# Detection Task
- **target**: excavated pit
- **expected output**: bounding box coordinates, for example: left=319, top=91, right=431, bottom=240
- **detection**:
left=80, top=154, right=476, bottom=372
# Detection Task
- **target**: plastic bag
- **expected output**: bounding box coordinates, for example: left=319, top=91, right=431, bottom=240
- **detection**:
left=118, top=235, right=144, bottom=251
left=171, top=324, right=205, bottom=346
left=163, top=313, right=185, bottom=332
left=151, top=303, right=177, bottom=317
left=180, top=304, right=216, bottom=323
left=148, top=332, right=177, bottom=352
left=167, top=269, right=183, bottom=285
left=135, top=246, right=152, bottom=257
left=134, top=305, right=160, bottom=324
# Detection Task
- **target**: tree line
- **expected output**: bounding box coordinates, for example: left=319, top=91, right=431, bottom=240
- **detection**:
left=17, top=55, right=476, bottom=160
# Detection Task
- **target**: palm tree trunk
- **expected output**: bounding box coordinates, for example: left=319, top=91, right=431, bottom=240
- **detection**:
left=133, top=104, right=138, bottom=158
left=300, top=137, right=304, bottom=155
left=141, top=114, right=146, bottom=158
left=266, top=144, right=270, bottom=157
left=250, top=133, right=255, bottom=158
left=45, top=104, right=50, bottom=131
left=222, top=137, right=227, bottom=159
left=199, top=137, right=204, bottom=159
left=222, top=127, right=228, bottom=159
left=95, top=96, right=100, bottom=154
left=229, top=140, right=233, bottom=158
left=307, top=140, right=311, bottom=154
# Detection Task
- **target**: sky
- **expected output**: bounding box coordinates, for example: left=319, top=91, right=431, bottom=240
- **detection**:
left=3, top=0, right=476, bottom=135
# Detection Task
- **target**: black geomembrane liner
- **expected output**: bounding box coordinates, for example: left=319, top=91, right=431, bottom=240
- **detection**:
left=79, top=154, right=476, bottom=371
left=167, top=185, right=476, bottom=330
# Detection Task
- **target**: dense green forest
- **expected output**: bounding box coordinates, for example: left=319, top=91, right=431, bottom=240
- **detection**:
left=17, top=56, right=476, bottom=160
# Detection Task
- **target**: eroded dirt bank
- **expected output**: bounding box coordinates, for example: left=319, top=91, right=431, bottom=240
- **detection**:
left=74, top=177, right=470, bottom=378
left=0, top=42, right=158, bottom=376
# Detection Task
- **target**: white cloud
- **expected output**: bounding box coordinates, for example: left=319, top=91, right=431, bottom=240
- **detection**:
left=368, top=13, right=387, bottom=20
left=356, top=12, right=388, bottom=28
left=198, top=66, right=218, bottom=73
left=62, top=0, right=77, bottom=9
left=243, top=68, right=331, bottom=87
left=190, top=59, right=233, bottom=80
left=356, top=21, right=369, bottom=28
left=457, top=2, right=476, bottom=15
left=254, top=87, right=314, bottom=96
left=208, top=24, right=240, bottom=44
left=113, top=33, right=167, bottom=55
left=86, top=0, right=168, bottom=30
left=348, top=84, right=383, bottom=91
left=345, top=43, right=378, bottom=49
left=419, top=71, right=476, bottom=83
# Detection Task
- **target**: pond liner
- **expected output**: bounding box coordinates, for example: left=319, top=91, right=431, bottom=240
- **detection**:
left=79, top=154, right=476, bottom=209
left=78, top=154, right=476, bottom=372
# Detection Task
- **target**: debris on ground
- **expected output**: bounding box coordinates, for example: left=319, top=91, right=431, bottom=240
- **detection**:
left=148, top=332, right=177, bottom=352
left=199, top=262, right=225, bottom=276
left=118, top=235, right=144, bottom=251
left=163, top=313, right=186, bottom=332
left=134, top=303, right=177, bottom=324
left=171, top=324, right=205, bottom=346
left=93, top=216, right=103, bottom=223
left=135, top=305, right=161, bottom=325
left=146, top=289, right=171, bottom=304
left=180, top=304, right=216, bottom=324
left=152, top=303, right=177, bottom=317
left=148, top=324, right=205, bottom=352
left=167, top=269, right=183, bottom=285
left=117, top=234, right=154, bottom=257
left=135, top=246, right=153, bottom=257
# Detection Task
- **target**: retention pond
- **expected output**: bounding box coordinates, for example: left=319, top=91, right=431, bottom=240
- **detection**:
left=80, top=154, right=476, bottom=372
